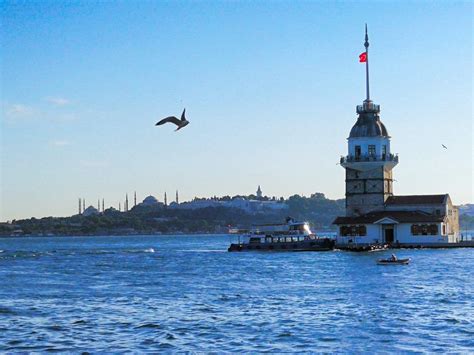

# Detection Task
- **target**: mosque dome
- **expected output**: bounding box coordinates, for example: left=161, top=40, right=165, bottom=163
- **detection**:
left=83, top=206, right=99, bottom=217
left=349, top=112, right=389, bottom=138
left=142, top=195, right=159, bottom=205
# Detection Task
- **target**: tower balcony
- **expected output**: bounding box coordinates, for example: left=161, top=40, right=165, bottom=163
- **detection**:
left=357, top=102, right=380, bottom=114
left=340, top=153, right=399, bottom=171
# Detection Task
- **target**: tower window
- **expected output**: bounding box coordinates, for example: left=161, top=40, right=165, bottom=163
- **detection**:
left=368, top=145, right=376, bottom=156
left=355, top=145, right=361, bottom=158
left=382, top=145, right=387, bottom=158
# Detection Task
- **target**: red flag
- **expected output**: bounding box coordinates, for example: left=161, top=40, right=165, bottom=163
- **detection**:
left=359, top=52, right=367, bottom=63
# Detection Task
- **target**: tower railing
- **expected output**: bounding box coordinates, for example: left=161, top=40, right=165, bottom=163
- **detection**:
left=340, top=153, right=398, bottom=164
left=356, top=103, right=380, bottom=114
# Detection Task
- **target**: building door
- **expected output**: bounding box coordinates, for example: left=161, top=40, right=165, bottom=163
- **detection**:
left=355, top=145, right=361, bottom=159
left=384, top=228, right=394, bottom=244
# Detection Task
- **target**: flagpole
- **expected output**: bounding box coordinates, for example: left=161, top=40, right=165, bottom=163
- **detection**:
left=365, top=24, right=370, bottom=102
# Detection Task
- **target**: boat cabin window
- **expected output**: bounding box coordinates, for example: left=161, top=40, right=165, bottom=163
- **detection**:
left=290, top=224, right=308, bottom=232
left=249, top=237, right=261, bottom=244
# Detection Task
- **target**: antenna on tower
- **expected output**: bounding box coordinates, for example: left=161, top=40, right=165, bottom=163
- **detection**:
left=364, top=23, right=370, bottom=102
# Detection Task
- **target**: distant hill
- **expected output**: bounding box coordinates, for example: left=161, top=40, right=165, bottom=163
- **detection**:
left=459, top=204, right=474, bottom=217
left=3, top=195, right=470, bottom=237
left=0, top=193, right=345, bottom=236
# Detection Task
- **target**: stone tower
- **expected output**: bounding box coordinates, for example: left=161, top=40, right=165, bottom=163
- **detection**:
left=340, top=26, right=398, bottom=216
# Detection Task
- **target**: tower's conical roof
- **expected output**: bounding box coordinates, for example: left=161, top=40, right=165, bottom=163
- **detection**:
left=349, top=106, right=389, bottom=138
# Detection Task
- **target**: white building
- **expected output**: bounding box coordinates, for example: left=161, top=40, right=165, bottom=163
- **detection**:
left=333, top=28, right=460, bottom=247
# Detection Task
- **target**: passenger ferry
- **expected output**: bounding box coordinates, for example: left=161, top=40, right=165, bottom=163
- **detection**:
left=228, top=217, right=335, bottom=252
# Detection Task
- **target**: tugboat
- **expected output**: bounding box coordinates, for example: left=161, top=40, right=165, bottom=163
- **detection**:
left=228, top=217, right=335, bottom=252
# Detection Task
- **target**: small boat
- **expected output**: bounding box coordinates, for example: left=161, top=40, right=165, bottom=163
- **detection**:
left=377, top=258, right=410, bottom=265
left=228, top=217, right=335, bottom=252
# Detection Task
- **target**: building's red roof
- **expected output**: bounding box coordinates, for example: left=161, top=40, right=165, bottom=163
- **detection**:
left=385, top=194, right=447, bottom=205
left=333, top=210, right=445, bottom=225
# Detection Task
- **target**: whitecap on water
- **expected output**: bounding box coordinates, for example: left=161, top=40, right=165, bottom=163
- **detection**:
left=144, top=248, right=155, bottom=253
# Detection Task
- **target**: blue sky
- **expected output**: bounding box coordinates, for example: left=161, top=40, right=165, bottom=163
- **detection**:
left=1, top=1, right=472, bottom=220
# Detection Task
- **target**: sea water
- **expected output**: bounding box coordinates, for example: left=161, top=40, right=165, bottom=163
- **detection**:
left=0, top=234, right=473, bottom=352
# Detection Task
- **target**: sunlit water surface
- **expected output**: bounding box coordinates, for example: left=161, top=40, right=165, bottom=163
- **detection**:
left=0, top=235, right=473, bottom=352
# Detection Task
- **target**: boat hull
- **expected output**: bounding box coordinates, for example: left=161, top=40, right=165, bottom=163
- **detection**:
left=228, top=238, right=335, bottom=252
left=377, top=258, right=410, bottom=265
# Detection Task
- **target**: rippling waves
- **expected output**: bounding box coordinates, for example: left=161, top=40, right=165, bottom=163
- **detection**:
left=0, top=235, right=473, bottom=352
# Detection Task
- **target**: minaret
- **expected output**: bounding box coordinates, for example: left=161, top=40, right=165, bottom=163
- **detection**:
left=176, top=190, right=179, bottom=204
left=164, top=192, right=168, bottom=206
left=102, top=198, right=104, bottom=212
left=340, top=25, right=398, bottom=216
left=119, top=202, right=121, bottom=212
left=134, top=191, right=137, bottom=207
left=78, top=198, right=82, bottom=215
left=125, top=194, right=129, bottom=212
left=97, top=199, right=100, bottom=211
left=82, top=198, right=85, bottom=213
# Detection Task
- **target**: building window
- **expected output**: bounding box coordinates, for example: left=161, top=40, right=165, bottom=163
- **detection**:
left=340, top=225, right=367, bottom=236
left=368, top=145, right=376, bottom=157
left=355, top=146, right=361, bottom=159
left=382, top=145, right=387, bottom=159
left=442, top=224, right=446, bottom=235
left=411, top=224, right=438, bottom=236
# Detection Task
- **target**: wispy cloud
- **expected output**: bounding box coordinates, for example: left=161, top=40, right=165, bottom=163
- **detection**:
left=4, top=104, right=35, bottom=120
left=50, top=140, right=71, bottom=147
left=2, top=101, right=80, bottom=124
left=45, top=97, right=71, bottom=106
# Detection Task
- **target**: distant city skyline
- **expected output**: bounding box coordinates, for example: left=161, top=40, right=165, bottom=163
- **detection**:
left=75, top=185, right=282, bottom=214
left=1, top=1, right=472, bottom=221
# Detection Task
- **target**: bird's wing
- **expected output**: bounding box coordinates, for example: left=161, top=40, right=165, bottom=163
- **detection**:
left=180, top=108, right=186, bottom=121
left=442, top=144, right=447, bottom=149
left=156, top=116, right=181, bottom=126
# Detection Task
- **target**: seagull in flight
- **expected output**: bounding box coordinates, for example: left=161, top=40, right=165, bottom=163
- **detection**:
left=442, top=144, right=448, bottom=149
left=155, top=108, right=189, bottom=131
